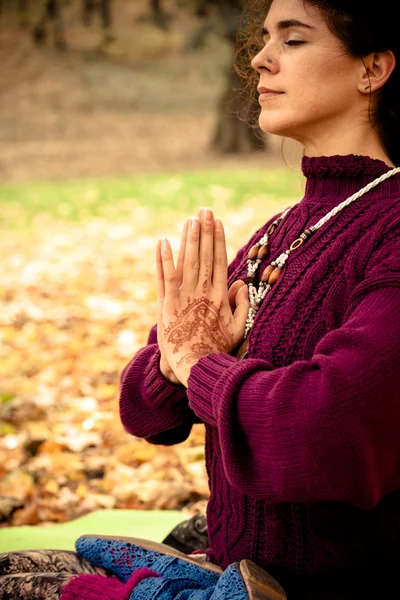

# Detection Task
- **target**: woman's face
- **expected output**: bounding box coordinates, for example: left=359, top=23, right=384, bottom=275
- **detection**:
left=251, top=0, right=365, bottom=146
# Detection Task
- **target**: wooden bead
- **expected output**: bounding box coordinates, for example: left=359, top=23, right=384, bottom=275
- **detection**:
left=248, top=244, right=259, bottom=260
left=244, top=275, right=255, bottom=285
left=268, top=267, right=281, bottom=285
left=261, top=264, right=275, bottom=282
left=257, top=244, right=269, bottom=260
left=267, top=223, right=276, bottom=235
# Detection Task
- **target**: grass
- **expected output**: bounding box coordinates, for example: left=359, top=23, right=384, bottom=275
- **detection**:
left=0, top=167, right=305, bottom=231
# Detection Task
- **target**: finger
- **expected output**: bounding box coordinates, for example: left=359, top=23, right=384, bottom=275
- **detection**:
left=156, top=239, right=165, bottom=303
left=178, top=206, right=206, bottom=288
left=212, top=219, right=228, bottom=290
left=233, top=284, right=250, bottom=340
left=156, top=240, right=166, bottom=348
left=198, top=208, right=214, bottom=293
left=182, top=217, right=200, bottom=289
left=176, top=218, right=190, bottom=287
left=228, top=280, right=245, bottom=312
left=161, top=238, right=178, bottom=299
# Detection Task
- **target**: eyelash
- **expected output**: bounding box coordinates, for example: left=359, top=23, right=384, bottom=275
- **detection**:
left=284, top=40, right=305, bottom=46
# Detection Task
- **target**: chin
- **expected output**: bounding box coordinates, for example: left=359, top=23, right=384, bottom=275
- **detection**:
left=258, top=112, right=298, bottom=139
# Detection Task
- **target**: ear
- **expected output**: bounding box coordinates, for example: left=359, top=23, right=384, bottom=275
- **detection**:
left=359, top=50, right=396, bottom=94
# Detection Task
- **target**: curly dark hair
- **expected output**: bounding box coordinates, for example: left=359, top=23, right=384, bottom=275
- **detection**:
left=235, top=0, right=400, bottom=165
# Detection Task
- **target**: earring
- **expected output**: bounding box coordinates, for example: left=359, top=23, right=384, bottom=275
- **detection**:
left=365, top=85, right=371, bottom=90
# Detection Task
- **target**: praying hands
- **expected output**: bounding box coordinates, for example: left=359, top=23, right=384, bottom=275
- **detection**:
left=156, top=208, right=250, bottom=387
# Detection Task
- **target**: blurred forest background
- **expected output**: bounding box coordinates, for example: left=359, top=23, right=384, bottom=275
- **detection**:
left=0, top=0, right=303, bottom=529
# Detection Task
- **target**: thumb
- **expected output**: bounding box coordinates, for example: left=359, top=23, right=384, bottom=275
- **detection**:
left=157, top=299, right=164, bottom=347
left=233, top=284, right=250, bottom=330
left=228, top=280, right=245, bottom=312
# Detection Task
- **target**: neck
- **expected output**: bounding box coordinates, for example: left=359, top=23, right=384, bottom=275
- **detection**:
left=300, top=154, right=400, bottom=211
left=299, top=116, right=395, bottom=168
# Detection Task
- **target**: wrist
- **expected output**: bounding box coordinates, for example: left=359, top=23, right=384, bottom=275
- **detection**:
left=175, top=356, right=202, bottom=389
left=159, top=356, right=181, bottom=384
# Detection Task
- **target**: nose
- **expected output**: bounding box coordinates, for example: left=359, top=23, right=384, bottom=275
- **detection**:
left=251, top=45, right=279, bottom=73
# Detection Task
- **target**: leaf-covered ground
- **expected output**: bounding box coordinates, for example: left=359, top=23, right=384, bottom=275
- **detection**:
left=0, top=171, right=300, bottom=528
left=0, top=0, right=306, bottom=530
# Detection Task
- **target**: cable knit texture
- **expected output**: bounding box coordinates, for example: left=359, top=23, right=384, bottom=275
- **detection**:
left=119, top=155, right=400, bottom=598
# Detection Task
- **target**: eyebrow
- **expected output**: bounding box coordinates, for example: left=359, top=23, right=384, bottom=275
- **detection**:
left=261, top=19, right=314, bottom=36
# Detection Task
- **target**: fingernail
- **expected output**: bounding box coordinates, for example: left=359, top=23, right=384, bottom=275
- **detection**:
left=161, top=238, right=168, bottom=252
left=204, top=209, right=213, bottom=222
left=191, top=217, right=200, bottom=230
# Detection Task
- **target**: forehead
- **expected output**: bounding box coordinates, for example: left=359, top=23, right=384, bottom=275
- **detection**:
left=264, top=0, right=324, bottom=27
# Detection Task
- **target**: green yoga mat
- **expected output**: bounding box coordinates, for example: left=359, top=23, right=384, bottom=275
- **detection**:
left=0, top=509, right=183, bottom=553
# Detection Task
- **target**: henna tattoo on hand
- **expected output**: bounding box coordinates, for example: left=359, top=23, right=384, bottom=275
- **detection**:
left=176, top=342, right=215, bottom=369
left=163, top=297, right=234, bottom=363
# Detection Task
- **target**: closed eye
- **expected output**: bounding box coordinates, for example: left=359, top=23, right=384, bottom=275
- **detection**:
left=284, top=40, right=305, bottom=46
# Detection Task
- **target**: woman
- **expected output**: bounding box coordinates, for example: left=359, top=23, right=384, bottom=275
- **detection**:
left=118, top=0, right=400, bottom=596
left=1, top=0, right=400, bottom=598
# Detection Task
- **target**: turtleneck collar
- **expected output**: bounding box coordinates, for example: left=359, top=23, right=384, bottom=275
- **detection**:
left=300, top=154, right=400, bottom=209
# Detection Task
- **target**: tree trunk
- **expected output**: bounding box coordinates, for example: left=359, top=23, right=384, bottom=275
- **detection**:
left=212, top=46, right=266, bottom=153
left=50, top=0, right=67, bottom=51
left=151, top=0, right=161, bottom=14
left=99, top=0, right=112, bottom=29
left=210, top=1, right=266, bottom=154
left=98, top=0, right=116, bottom=51
left=150, top=0, right=169, bottom=29
left=33, top=0, right=66, bottom=51
left=18, top=0, right=30, bottom=28
left=82, top=0, right=95, bottom=27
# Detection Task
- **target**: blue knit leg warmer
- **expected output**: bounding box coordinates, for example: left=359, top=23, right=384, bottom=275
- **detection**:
left=76, top=536, right=219, bottom=586
left=76, top=536, right=249, bottom=600
left=129, top=563, right=248, bottom=600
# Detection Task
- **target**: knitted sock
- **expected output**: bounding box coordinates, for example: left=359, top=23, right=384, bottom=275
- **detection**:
left=129, top=575, right=215, bottom=600
left=60, top=558, right=248, bottom=599
left=60, top=568, right=159, bottom=600
left=211, top=564, right=248, bottom=600
left=129, top=563, right=248, bottom=600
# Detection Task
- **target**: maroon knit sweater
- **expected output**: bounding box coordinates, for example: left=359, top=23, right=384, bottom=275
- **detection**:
left=119, top=155, right=400, bottom=599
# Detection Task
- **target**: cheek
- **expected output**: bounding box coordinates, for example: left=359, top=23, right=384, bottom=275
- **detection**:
left=290, top=58, right=355, bottom=111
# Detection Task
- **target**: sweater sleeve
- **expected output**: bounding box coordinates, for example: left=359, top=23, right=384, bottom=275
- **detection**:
left=119, top=324, right=194, bottom=445
left=187, top=242, right=400, bottom=510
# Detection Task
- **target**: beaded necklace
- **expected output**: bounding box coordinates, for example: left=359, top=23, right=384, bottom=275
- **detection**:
left=235, top=166, right=400, bottom=360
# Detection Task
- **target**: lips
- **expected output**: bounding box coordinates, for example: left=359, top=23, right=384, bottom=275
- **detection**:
left=258, top=86, right=282, bottom=94
left=258, top=86, right=284, bottom=100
